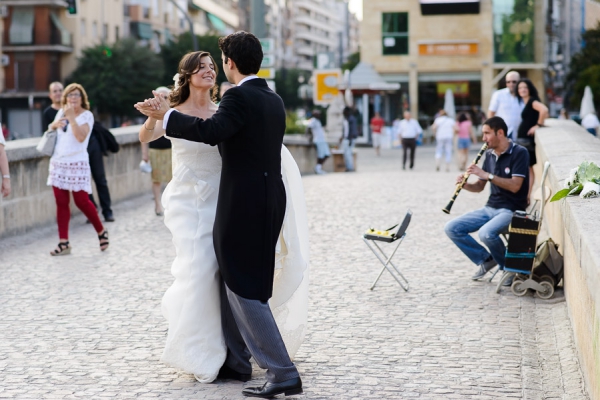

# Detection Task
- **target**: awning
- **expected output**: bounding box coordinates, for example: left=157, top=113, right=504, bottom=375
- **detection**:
left=418, top=72, right=481, bottom=82
left=207, top=13, right=227, bottom=34
left=343, top=62, right=401, bottom=91
left=130, top=22, right=153, bottom=40
left=9, top=7, right=35, bottom=45
left=50, top=12, right=71, bottom=47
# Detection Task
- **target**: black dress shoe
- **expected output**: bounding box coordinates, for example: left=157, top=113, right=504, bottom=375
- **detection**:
left=242, top=377, right=302, bottom=398
left=217, top=364, right=251, bottom=382
left=104, top=214, right=115, bottom=222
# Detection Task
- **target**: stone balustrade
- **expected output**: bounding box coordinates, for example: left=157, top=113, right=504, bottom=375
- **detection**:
left=0, top=126, right=331, bottom=239
left=535, top=119, right=600, bottom=400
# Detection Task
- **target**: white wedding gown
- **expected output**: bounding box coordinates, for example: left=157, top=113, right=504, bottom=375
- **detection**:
left=160, top=137, right=309, bottom=382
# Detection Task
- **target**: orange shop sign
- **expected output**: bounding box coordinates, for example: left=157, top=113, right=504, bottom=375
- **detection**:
left=419, top=42, right=478, bottom=56
left=437, top=82, right=470, bottom=97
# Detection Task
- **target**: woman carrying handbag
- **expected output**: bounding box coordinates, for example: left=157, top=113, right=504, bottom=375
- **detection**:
left=46, top=83, right=108, bottom=256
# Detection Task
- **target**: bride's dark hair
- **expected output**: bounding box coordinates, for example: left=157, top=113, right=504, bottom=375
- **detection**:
left=170, top=51, right=219, bottom=106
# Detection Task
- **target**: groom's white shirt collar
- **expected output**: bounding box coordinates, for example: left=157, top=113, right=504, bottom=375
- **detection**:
left=237, top=75, right=259, bottom=86
left=162, top=75, right=259, bottom=129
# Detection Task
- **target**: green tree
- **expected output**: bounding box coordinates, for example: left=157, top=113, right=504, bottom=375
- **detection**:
left=68, top=38, right=164, bottom=118
left=160, top=33, right=226, bottom=89
left=568, top=23, right=600, bottom=110
left=342, top=51, right=360, bottom=72
left=494, top=0, right=535, bottom=63
left=273, top=68, right=310, bottom=110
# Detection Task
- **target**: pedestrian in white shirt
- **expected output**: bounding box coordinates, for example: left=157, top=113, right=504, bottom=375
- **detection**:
left=581, top=112, right=600, bottom=136
left=306, top=110, right=330, bottom=174
left=432, top=110, right=455, bottom=172
left=397, top=111, right=423, bottom=170
left=488, top=71, right=524, bottom=140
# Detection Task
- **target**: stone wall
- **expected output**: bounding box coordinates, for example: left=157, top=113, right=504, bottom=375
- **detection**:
left=0, top=127, right=330, bottom=239
left=535, top=119, right=600, bottom=400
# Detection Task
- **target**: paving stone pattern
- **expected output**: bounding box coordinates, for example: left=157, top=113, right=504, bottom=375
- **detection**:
left=0, top=146, right=590, bottom=399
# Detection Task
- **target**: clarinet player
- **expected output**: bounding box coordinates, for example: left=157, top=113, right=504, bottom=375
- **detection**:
left=444, top=117, right=530, bottom=286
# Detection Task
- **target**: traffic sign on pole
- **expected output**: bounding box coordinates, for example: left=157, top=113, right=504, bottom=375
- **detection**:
left=313, top=69, right=341, bottom=106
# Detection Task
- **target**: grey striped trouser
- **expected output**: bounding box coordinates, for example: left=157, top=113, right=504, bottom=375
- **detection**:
left=220, top=280, right=299, bottom=383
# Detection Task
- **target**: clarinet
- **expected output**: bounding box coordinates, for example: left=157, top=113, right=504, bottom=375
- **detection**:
left=442, top=143, right=488, bottom=214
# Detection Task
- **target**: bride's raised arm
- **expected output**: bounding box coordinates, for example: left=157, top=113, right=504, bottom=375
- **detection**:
left=139, top=116, right=166, bottom=143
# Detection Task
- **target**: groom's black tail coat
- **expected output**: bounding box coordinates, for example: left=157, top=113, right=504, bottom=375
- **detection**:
left=166, top=78, right=286, bottom=302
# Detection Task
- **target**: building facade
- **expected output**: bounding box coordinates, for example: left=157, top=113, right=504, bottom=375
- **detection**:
left=360, top=0, right=549, bottom=125
left=0, top=0, right=220, bottom=138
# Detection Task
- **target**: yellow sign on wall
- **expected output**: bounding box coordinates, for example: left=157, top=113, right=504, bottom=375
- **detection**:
left=313, top=69, right=341, bottom=105
left=437, top=82, right=470, bottom=97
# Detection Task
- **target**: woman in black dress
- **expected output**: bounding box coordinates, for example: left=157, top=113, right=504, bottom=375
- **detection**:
left=516, top=78, right=548, bottom=202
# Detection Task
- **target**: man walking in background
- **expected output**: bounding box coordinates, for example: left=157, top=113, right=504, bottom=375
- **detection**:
left=42, top=82, right=63, bottom=132
left=370, top=111, right=385, bottom=156
left=397, top=111, right=422, bottom=170
left=487, top=71, right=523, bottom=140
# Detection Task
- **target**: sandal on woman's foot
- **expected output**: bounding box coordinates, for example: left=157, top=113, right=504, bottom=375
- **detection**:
left=98, top=230, right=109, bottom=251
left=50, top=241, right=71, bottom=256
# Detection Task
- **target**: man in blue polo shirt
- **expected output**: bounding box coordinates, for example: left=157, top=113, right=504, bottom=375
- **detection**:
left=444, top=116, right=529, bottom=284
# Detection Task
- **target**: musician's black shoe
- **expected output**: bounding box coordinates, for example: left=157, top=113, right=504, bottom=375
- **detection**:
left=242, top=377, right=302, bottom=398
left=472, top=258, right=497, bottom=280
left=217, top=364, right=251, bottom=382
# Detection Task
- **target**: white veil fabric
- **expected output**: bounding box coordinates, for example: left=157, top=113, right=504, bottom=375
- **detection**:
left=271, top=145, right=310, bottom=359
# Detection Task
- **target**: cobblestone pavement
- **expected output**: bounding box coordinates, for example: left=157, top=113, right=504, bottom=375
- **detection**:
left=0, top=146, right=590, bottom=399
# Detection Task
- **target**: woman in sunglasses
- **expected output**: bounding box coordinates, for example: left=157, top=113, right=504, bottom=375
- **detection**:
left=46, top=83, right=108, bottom=255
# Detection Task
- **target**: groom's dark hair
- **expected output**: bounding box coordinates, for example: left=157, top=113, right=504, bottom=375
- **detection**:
left=218, top=31, right=263, bottom=75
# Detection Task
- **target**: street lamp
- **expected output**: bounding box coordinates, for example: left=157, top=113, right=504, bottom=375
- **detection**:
left=167, top=0, right=198, bottom=51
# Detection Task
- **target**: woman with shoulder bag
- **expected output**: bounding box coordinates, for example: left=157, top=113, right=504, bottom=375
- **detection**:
left=46, top=83, right=108, bottom=255
left=516, top=78, right=548, bottom=203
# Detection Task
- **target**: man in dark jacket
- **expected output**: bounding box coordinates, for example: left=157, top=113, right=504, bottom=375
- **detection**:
left=135, top=31, right=302, bottom=398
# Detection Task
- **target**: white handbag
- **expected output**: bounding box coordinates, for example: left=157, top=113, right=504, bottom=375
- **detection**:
left=36, top=129, right=58, bottom=156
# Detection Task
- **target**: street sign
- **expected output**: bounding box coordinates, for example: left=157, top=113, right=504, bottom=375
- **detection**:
left=313, top=69, right=341, bottom=106
left=259, top=38, right=274, bottom=54
left=316, top=52, right=336, bottom=69
left=261, top=54, right=275, bottom=68
left=257, top=68, right=275, bottom=79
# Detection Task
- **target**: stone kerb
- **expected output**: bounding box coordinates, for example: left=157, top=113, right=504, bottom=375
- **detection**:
left=0, top=128, right=333, bottom=239
left=535, top=119, right=600, bottom=400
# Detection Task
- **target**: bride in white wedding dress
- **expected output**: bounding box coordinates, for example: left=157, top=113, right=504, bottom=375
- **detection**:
left=138, top=51, right=309, bottom=383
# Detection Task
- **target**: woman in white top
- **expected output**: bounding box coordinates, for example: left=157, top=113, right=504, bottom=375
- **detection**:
left=432, top=109, right=456, bottom=172
left=46, top=83, right=108, bottom=256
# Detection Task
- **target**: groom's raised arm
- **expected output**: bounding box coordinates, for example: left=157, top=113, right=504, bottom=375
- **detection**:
left=165, top=88, right=247, bottom=146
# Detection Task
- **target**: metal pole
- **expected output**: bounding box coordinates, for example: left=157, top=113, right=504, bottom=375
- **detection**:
left=250, top=0, right=266, bottom=38
left=168, top=0, right=197, bottom=51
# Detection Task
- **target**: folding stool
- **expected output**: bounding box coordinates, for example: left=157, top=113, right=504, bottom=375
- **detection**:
left=363, top=210, right=412, bottom=291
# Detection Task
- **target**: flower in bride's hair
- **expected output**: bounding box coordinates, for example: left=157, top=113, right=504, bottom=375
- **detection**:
left=173, top=73, right=180, bottom=90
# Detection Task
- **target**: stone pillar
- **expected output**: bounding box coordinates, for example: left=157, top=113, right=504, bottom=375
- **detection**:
left=409, top=67, right=418, bottom=115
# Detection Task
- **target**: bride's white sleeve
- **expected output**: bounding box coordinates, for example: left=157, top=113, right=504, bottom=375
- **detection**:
left=270, top=145, right=310, bottom=359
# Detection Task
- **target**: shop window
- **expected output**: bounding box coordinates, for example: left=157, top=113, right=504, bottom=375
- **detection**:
left=382, top=12, right=408, bottom=56
left=493, top=0, right=535, bottom=62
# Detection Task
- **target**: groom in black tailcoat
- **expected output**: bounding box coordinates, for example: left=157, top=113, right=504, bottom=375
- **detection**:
left=135, top=32, right=302, bottom=398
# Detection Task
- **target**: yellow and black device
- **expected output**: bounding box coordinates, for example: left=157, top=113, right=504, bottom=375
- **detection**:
left=363, top=224, right=400, bottom=243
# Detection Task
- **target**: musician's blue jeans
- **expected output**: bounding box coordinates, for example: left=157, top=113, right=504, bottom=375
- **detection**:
left=444, top=206, right=513, bottom=268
